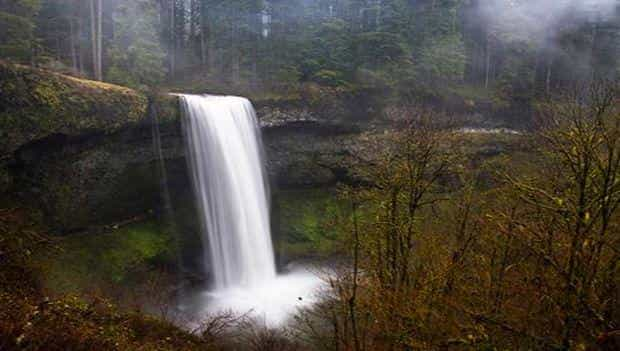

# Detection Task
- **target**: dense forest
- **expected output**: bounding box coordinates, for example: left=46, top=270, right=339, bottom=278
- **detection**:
left=1, top=1, right=620, bottom=351
left=2, top=0, right=619, bottom=109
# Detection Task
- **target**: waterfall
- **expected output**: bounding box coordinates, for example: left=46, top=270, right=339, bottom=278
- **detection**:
left=177, top=94, right=323, bottom=326
left=179, top=94, right=276, bottom=289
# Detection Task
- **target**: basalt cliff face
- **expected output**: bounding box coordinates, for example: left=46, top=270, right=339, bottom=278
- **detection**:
left=0, top=62, right=368, bottom=232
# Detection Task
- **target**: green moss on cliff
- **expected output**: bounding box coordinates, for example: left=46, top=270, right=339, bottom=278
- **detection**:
left=0, top=61, right=148, bottom=157
left=276, top=189, right=346, bottom=259
left=152, top=93, right=181, bottom=124
left=0, top=209, right=213, bottom=351
left=38, top=221, right=174, bottom=295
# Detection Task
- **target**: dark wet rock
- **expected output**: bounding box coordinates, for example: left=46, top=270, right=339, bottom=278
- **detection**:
left=0, top=63, right=384, bottom=232
left=258, top=106, right=318, bottom=128
left=9, top=125, right=185, bottom=231
left=1, top=81, right=364, bottom=232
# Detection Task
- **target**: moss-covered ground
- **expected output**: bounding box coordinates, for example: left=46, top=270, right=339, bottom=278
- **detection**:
left=0, top=208, right=214, bottom=351
left=36, top=221, right=176, bottom=296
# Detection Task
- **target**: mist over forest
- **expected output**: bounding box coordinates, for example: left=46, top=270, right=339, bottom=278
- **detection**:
left=1, top=1, right=619, bottom=351
left=2, top=0, right=619, bottom=110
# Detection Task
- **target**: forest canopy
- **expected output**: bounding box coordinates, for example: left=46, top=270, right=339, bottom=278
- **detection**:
left=0, top=0, right=618, bottom=104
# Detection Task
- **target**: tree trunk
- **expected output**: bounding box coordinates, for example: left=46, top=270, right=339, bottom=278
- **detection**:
left=590, top=21, right=599, bottom=82
left=96, top=0, right=103, bottom=80
left=200, top=25, right=207, bottom=66
left=77, top=15, right=85, bottom=75
left=170, top=0, right=176, bottom=78
left=349, top=201, right=361, bottom=351
left=546, top=58, right=552, bottom=95
left=485, top=33, right=491, bottom=89
left=231, top=12, right=240, bottom=85
left=190, top=0, right=197, bottom=47
left=199, top=1, right=207, bottom=68
left=69, top=16, right=78, bottom=73
left=376, top=0, right=382, bottom=28
left=207, top=28, right=215, bottom=78
left=532, top=48, right=539, bottom=96
left=90, top=0, right=97, bottom=79
left=251, top=10, right=259, bottom=87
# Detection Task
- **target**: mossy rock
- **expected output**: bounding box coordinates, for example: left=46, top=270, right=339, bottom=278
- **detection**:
left=274, top=188, right=347, bottom=261
left=38, top=220, right=175, bottom=294
left=11, top=128, right=188, bottom=232
left=0, top=60, right=148, bottom=157
left=152, top=92, right=181, bottom=125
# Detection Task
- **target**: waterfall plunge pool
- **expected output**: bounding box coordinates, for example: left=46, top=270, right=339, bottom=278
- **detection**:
left=179, top=264, right=327, bottom=327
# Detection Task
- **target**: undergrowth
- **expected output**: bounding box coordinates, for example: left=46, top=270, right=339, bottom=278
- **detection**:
left=0, top=208, right=211, bottom=351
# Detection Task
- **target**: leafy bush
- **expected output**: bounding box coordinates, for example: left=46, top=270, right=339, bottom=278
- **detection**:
left=311, top=69, right=348, bottom=87
left=106, top=0, right=165, bottom=90
left=417, top=34, right=466, bottom=83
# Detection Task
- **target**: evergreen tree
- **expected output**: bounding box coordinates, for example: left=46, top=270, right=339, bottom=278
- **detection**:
left=0, top=0, right=41, bottom=62
left=107, top=0, right=166, bottom=89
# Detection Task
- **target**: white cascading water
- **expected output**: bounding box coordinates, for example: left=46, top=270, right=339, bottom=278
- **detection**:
left=180, top=94, right=276, bottom=288
left=178, top=94, right=323, bottom=326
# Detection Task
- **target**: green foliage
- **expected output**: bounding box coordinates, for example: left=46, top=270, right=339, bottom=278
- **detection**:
left=0, top=61, right=148, bottom=157
left=354, top=32, right=409, bottom=69
left=0, top=208, right=210, bottom=350
left=40, top=221, right=174, bottom=293
left=311, top=69, right=348, bottom=87
left=298, top=84, right=620, bottom=350
left=0, top=0, right=40, bottom=62
left=277, top=189, right=347, bottom=258
left=302, top=18, right=355, bottom=82
left=0, top=293, right=212, bottom=351
left=273, top=65, right=302, bottom=89
left=106, top=0, right=166, bottom=90
left=0, top=0, right=617, bottom=111
left=376, top=0, right=411, bottom=35
left=417, top=33, right=466, bottom=83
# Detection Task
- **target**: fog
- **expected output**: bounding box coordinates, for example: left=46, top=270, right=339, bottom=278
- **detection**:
left=477, top=0, right=619, bottom=44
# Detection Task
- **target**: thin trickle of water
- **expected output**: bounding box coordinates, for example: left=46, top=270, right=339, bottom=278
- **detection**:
left=179, top=94, right=276, bottom=289
left=150, top=100, right=185, bottom=294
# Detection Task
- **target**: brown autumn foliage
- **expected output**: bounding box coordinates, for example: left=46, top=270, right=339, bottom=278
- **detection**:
left=0, top=208, right=305, bottom=351
left=0, top=207, right=215, bottom=351
left=1, top=82, right=618, bottom=351
left=295, top=81, right=619, bottom=351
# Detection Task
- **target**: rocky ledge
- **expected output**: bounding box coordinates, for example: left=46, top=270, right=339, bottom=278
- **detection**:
left=0, top=61, right=148, bottom=157
left=0, top=63, right=367, bottom=232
